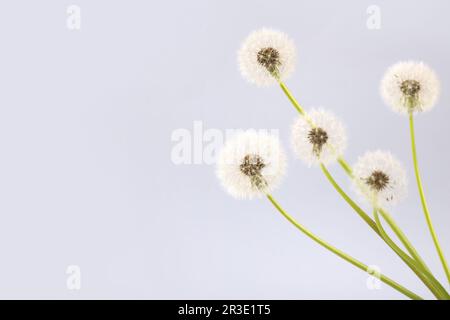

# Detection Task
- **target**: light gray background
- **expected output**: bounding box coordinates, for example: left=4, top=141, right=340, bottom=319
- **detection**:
left=0, top=0, right=449, bottom=299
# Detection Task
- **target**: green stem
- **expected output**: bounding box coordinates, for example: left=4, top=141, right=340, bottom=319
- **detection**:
left=409, top=112, right=450, bottom=285
left=374, top=208, right=449, bottom=299
left=321, top=163, right=449, bottom=298
left=378, top=208, right=431, bottom=274
left=279, top=81, right=305, bottom=116
left=337, top=157, right=353, bottom=176
left=266, top=194, right=422, bottom=300
left=277, top=80, right=448, bottom=295
left=320, top=164, right=378, bottom=234
left=339, top=147, right=440, bottom=287
left=280, top=81, right=430, bottom=263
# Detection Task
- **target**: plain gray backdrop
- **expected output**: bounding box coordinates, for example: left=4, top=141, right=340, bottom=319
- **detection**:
left=0, top=0, right=449, bottom=299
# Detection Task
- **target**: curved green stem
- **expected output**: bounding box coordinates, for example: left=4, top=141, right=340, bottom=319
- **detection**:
left=277, top=80, right=448, bottom=295
left=266, top=194, right=422, bottom=300
left=378, top=208, right=431, bottom=275
left=409, top=112, right=450, bottom=285
left=321, top=163, right=449, bottom=298
left=338, top=150, right=437, bottom=284
left=374, top=208, right=449, bottom=299
left=320, top=164, right=378, bottom=233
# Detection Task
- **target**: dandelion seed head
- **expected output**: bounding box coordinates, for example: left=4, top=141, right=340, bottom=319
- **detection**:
left=216, top=130, right=287, bottom=199
left=352, top=150, right=407, bottom=207
left=308, top=127, right=329, bottom=157
left=365, top=170, right=390, bottom=192
left=257, top=47, right=281, bottom=74
left=239, top=154, right=268, bottom=190
left=381, top=61, right=440, bottom=114
left=238, top=28, right=296, bottom=86
left=291, top=108, right=347, bottom=166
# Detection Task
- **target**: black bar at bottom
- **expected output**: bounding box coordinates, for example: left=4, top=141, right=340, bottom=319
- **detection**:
left=0, top=300, right=446, bottom=318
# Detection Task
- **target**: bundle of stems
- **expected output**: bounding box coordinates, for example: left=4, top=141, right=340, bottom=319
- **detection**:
left=269, top=79, right=450, bottom=300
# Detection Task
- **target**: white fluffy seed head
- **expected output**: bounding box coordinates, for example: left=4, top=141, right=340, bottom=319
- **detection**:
left=352, top=150, right=407, bottom=208
left=216, top=130, right=287, bottom=199
left=381, top=61, right=440, bottom=115
left=291, top=108, right=347, bottom=166
left=238, top=28, right=296, bottom=87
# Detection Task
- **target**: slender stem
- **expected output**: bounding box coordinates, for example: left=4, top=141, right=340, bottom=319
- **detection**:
left=321, top=163, right=449, bottom=298
left=340, top=145, right=441, bottom=287
left=320, top=164, right=378, bottom=234
left=378, top=208, right=431, bottom=274
left=279, top=81, right=305, bottom=116
left=379, top=209, right=449, bottom=298
left=277, top=80, right=448, bottom=294
left=374, top=208, right=449, bottom=299
left=337, top=157, right=353, bottom=176
left=266, top=194, right=422, bottom=300
left=409, top=112, right=450, bottom=285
